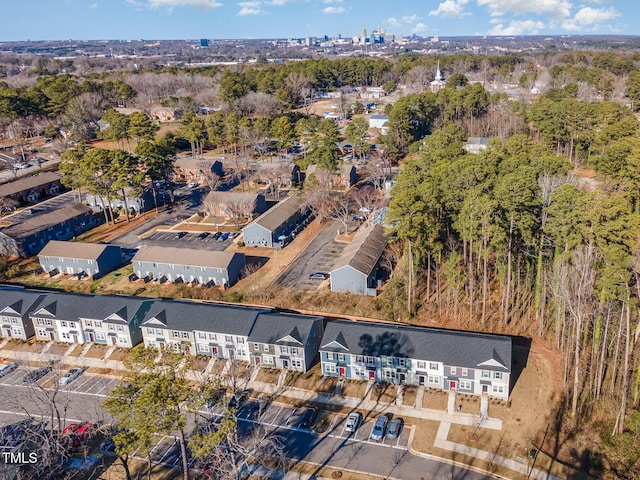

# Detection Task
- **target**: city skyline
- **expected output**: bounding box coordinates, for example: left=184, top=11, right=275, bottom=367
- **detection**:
left=0, top=0, right=635, bottom=42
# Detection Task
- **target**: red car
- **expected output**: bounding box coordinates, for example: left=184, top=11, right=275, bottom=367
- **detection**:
left=72, top=422, right=95, bottom=447
left=62, top=423, right=80, bottom=435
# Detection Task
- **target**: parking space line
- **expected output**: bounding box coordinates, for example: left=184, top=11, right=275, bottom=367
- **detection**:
left=269, top=406, right=283, bottom=426
left=284, top=408, right=297, bottom=426
left=95, top=378, right=116, bottom=395
left=68, top=375, right=95, bottom=392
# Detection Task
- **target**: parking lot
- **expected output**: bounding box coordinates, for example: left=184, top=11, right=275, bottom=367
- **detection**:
left=275, top=220, right=347, bottom=290
left=0, top=366, right=118, bottom=398
left=142, top=230, right=234, bottom=251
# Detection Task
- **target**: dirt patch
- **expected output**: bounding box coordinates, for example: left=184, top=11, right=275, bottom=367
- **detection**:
left=66, top=344, right=85, bottom=357
left=403, top=385, right=418, bottom=407
left=371, top=382, right=397, bottom=404
left=256, top=367, right=280, bottom=384
left=3, top=338, right=48, bottom=353
left=189, top=356, right=210, bottom=372
left=46, top=343, right=70, bottom=355
left=107, top=348, right=129, bottom=362
left=422, top=389, right=449, bottom=410
left=84, top=344, right=109, bottom=359
left=340, top=379, right=367, bottom=399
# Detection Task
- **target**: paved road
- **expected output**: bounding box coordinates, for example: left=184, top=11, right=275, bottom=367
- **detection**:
left=274, top=220, right=346, bottom=290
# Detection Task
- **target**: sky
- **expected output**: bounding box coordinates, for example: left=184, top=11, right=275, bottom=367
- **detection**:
left=0, top=0, right=635, bottom=41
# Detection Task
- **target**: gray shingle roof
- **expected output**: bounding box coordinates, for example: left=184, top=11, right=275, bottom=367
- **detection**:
left=0, top=203, right=92, bottom=239
left=39, top=240, right=119, bottom=261
left=331, top=224, right=386, bottom=276
left=31, top=292, right=151, bottom=325
left=0, top=288, right=47, bottom=317
left=249, top=312, right=323, bottom=347
left=245, top=193, right=304, bottom=232
left=0, top=172, right=62, bottom=198
left=132, top=246, right=243, bottom=269
left=141, top=298, right=270, bottom=336
left=321, top=320, right=512, bottom=372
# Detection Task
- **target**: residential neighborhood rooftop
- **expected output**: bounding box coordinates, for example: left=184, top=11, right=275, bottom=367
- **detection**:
left=248, top=193, right=305, bottom=232
left=248, top=312, right=324, bottom=347
left=38, top=240, right=118, bottom=261
left=331, top=224, right=387, bottom=276
left=0, top=172, right=62, bottom=198
left=0, top=203, right=93, bottom=239
left=132, top=245, right=242, bottom=269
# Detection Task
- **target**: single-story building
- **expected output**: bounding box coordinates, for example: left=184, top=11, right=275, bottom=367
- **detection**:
left=248, top=312, right=324, bottom=372
left=242, top=194, right=310, bottom=248
left=132, top=245, right=246, bottom=287
left=38, top=240, right=123, bottom=279
left=174, top=157, right=224, bottom=182
left=368, top=114, right=389, bottom=129
left=0, top=172, right=64, bottom=205
left=330, top=224, right=387, bottom=296
left=0, top=203, right=101, bottom=257
left=319, top=319, right=512, bottom=400
left=203, top=191, right=267, bottom=219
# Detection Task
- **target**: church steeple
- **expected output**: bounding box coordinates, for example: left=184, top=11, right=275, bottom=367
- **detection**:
left=435, top=61, right=442, bottom=81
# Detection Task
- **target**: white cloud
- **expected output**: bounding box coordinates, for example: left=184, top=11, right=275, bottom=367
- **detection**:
left=238, top=1, right=265, bottom=14
left=386, top=17, right=402, bottom=28
left=561, top=6, right=619, bottom=30
left=412, top=22, right=427, bottom=34
left=488, top=19, right=545, bottom=35
left=144, top=0, right=223, bottom=9
left=323, top=5, right=345, bottom=13
left=401, top=14, right=421, bottom=24
left=429, top=0, right=470, bottom=18
left=88, top=2, right=98, bottom=8
left=477, top=0, right=571, bottom=19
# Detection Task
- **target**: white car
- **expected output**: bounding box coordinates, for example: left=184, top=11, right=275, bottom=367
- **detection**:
left=59, top=367, right=83, bottom=386
left=344, top=412, right=362, bottom=433
left=0, top=362, right=18, bottom=378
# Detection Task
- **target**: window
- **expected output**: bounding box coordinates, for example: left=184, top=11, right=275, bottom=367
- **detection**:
left=46, top=319, right=52, bottom=327
left=182, top=332, right=189, bottom=339
left=493, top=371, right=503, bottom=380
left=293, top=359, right=302, bottom=368
left=356, top=355, right=364, bottom=363
left=263, top=356, right=274, bottom=365
left=481, top=370, right=491, bottom=379
left=61, top=321, right=67, bottom=328
left=208, top=333, right=217, bottom=341
left=461, top=368, right=468, bottom=377
left=428, top=375, right=440, bottom=385
left=11, top=327, right=22, bottom=336
left=68, top=322, right=75, bottom=329
left=61, top=332, right=70, bottom=340
left=117, top=336, right=128, bottom=345
left=417, top=361, right=426, bottom=369
left=262, top=344, right=269, bottom=352
left=280, top=346, right=288, bottom=354
left=492, top=384, right=505, bottom=394
left=366, top=356, right=375, bottom=364
left=37, top=319, right=44, bottom=326
left=147, top=340, right=157, bottom=348
left=459, top=380, right=472, bottom=390
left=449, top=367, right=457, bottom=375
left=354, top=367, right=365, bottom=377
left=37, top=329, right=47, bottom=337
left=117, top=325, right=124, bottom=332
left=198, top=343, right=210, bottom=353
left=236, top=337, right=244, bottom=344
left=398, top=358, right=407, bottom=367
left=384, top=370, right=396, bottom=380
left=326, top=352, right=334, bottom=361
left=337, top=353, right=345, bottom=362
left=225, top=335, right=233, bottom=343
left=95, top=321, right=102, bottom=328
left=85, top=320, right=93, bottom=328
left=108, top=324, right=115, bottom=331
left=326, top=364, right=336, bottom=374
left=10, top=318, right=17, bottom=325
left=198, top=332, right=207, bottom=340
left=253, top=343, right=259, bottom=351
left=95, top=332, right=105, bottom=341
left=429, top=362, right=438, bottom=370
left=172, top=330, right=180, bottom=338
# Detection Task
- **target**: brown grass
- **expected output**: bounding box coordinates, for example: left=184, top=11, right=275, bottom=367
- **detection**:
left=422, top=389, right=449, bottom=410
left=84, top=344, right=109, bottom=359
left=66, top=344, right=85, bottom=357
left=340, top=379, right=367, bottom=399
left=107, top=348, right=129, bottom=361
left=403, top=385, right=418, bottom=407
left=255, top=367, right=280, bottom=384
left=371, top=382, right=397, bottom=404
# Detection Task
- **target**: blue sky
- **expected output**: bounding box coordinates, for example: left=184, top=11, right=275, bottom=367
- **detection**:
left=0, top=0, right=635, bottom=41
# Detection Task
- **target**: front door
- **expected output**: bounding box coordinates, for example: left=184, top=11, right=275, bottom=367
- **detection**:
left=212, top=346, right=219, bottom=357
left=339, top=367, right=346, bottom=377
left=418, top=375, right=425, bottom=386
left=369, top=370, right=375, bottom=380
left=449, top=380, right=457, bottom=390
left=282, top=359, right=289, bottom=369
left=482, top=384, right=488, bottom=393
left=255, top=356, right=261, bottom=365
left=398, top=373, right=406, bottom=384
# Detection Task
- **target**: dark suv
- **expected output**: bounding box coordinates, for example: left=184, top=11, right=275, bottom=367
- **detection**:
left=22, top=366, right=52, bottom=384
left=299, top=407, right=319, bottom=429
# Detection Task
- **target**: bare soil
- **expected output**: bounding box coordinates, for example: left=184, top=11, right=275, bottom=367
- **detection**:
left=84, top=344, right=109, bottom=359
left=107, top=348, right=129, bottom=361
left=256, top=367, right=281, bottom=384
left=66, top=344, right=85, bottom=357
left=47, top=343, right=70, bottom=355
left=371, top=383, right=396, bottom=404
left=421, top=389, right=449, bottom=410
left=340, top=379, right=367, bottom=399
left=403, top=385, right=418, bottom=407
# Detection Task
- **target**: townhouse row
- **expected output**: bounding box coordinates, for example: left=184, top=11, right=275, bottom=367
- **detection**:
left=0, top=287, right=512, bottom=399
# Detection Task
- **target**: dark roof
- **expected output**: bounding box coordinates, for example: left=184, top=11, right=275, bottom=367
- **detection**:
left=331, top=224, right=386, bottom=276
left=39, top=240, right=119, bottom=261
left=0, top=203, right=92, bottom=239
left=0, top=172, right=61, bottom=198
left=141, top=298, right=270, bottom=336
left=31, top=292, right=151, bottom=325
left=244, top=194, right=304, bottom=232
left=133, top=246, right=243, bottom=269
left=0, top=288, right=46, bottom=317
left=204, top=191, right=263, bottom=206
left=320, top=320, right=512, bottom=372
left=249, top=312, right=323, bottom=347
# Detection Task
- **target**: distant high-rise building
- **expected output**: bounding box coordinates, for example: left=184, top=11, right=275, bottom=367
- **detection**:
left=383, top=32, right=395, bottom=43
left=359, top=27, right=367, bottom=44
left=371, top=27, right=385, bottom=44
left=200, top=39, right=209, bottom=47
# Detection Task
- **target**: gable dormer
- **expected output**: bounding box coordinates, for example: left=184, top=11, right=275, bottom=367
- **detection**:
left=276, top=326, right=303, bottom=345
left=321, top=332, right=349, bottom=351
left=1, top=300, right=22, bottom=316
left=477, top=348, right=508, bottom=370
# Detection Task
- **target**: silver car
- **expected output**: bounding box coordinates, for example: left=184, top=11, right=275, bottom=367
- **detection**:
left=59, top=367, right=83, bottom=386
left=371, top=415, right=388, bottom=441
left=0, top=362, right=18, bottom=378
left=344, top=412, right=362, bottom=433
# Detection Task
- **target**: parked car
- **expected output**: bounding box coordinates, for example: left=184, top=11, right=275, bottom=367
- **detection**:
left=0, top=362, right=18, bottom=378
left=299, top=407, right=319, bottom=429
left=371, top=415, right=388, bottom=441
left=175, top=231, right=187, bottom=239
left=344, top=412, right=362, bottom=433
left=228, top=390, right=250, bottom=410
left=188, top=182, right=199, bottom=188
left=62, top=423, right=80, bottom=436
left=219, top=232, right=229, bottom=241
left=387, top=417, right=404, bottom=439
left=212, top=232, right=222, bottom=240
left=14, top=163, right=30, bottom=169
left=309, top=272, right=329, bottom=280
left=59, top=367, right=83, bottom=386
left=22, top=366, right=52, bottom=384
left=73, top=421, right=96, bottom=447
left=198, top=232, right=210, bottom=239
